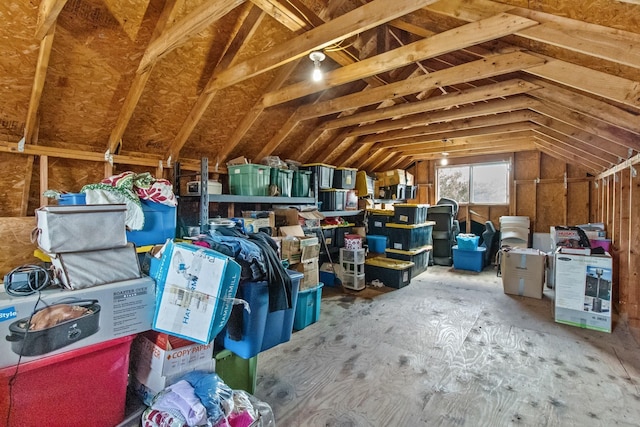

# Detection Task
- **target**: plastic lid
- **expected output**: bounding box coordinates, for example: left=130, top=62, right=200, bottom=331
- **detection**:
left=365, top=257, right=415, bottom=270
left=335, top=167, right=357, bottom=171
left=302, top=163, right=336, bottom=168
left=385, top=245, right=431, bottom=255
left=394, top=203, right=428, bottom=208
left=366, top=209, right=394, bottom=216
left=386, top=221, right=436, bottom=229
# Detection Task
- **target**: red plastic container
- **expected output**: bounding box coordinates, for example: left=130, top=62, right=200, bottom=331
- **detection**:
left=0, top=335, right=134, bottom=427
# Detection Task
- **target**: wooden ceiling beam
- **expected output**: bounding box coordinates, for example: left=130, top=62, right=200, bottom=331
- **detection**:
left=525, top=78, right=640, bottom=136
left=249, top=0, right=310, bottom=31
left=24, top=30, right=54, bottom=146
left=203, top=0, right=439, bottom=93
left=530, top=100, right=640, bottom=153
left=346, top=96, right=538, bottom=138
left=527, top=112, right=630, bottom=161
left=366, top=150, right=398, bottom=172
left=533, top=136, right=605, bottom=173
left=361, top=110, right=537, bottom=145
left=35, top=0, right=68, bottom=39
left=137, top=0, right=246, bottom=73
left=261, top=13, right=539, bottom=107
left=426, top=0, right=640, bottom=70
left=321, top=78, right=540, bottom=131
left=405, top=138, right=537, bottom=160
left=335, top=142, right=376, bottom=168
left=374, top=122, right=536, bottom=149
left=524, top=58, right=640, bottom=110
left=297, top=51, right=545, bottom=120
left=532, top=130, right=617, bottom=168
left=107, top=0, right=182, bottom=154
left=394, top=132, right=536, bottom=155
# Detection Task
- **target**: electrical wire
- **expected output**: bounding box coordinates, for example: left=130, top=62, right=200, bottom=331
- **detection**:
left=3, top=265, right=51, bottom=297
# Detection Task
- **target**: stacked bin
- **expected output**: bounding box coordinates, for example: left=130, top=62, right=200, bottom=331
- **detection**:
left=366, top=209, right=394, bottom=252
left=385, top=246, right=430, bottom=278
left=228, top=164, right=271, bottom=196
left=452, top=234, right=485, bottom=272
left=301, top=163, right=335, bottom=192
left=339, top=248, right=366, bottom=291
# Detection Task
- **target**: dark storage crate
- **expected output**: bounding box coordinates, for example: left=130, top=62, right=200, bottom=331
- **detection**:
left=364, top=258, right=414, bottom=289
left=333, top=167, right=357, bottom=190
left=367, top=209, right=394, bottom=236
left=393, top=204, right=428, bottom=225
left=292, top=170, right=312, bottom=197
left=319, top=189, right=347, bottom=211
left=386, top=221, right=435, bottom=251
left=301, top=163, right=335, bottom=190
left=386, top=245, right=430, bottom=277
left=333, top=226, right=352, bottom=249
left=320, top=226, right=336, bottom=250
left=381, top=184, right=405, bottom=200
left=406, top=185, right=417, bottom=199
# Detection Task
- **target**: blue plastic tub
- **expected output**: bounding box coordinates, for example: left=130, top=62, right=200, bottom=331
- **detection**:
left=294, top=283, right=323, bottom=330
left=452, top=245, right=486, bottom=272
left=457, top=235, right=480, bottom=251
left=367, top=235, right=387, bottom=253
left=58, top=193, right=86, bottom=205
left=222, top=270, right=302, bottom=359
left=126, top=200, right=177, bottom=247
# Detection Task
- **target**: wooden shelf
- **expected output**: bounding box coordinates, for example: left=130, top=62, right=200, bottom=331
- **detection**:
left=207, top=194, right=316, bottom=204
left=320, top=210, right=362, bottom=217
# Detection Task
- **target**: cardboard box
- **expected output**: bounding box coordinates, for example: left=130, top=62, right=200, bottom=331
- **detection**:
left=405, top=171, right=414, bottom=186
left=295, top=258, right=320, bottom=291
left=279, top=225, right=320, bottom=265
left=131, top=331, right=215, bottom=377
left=0, top=277, right=155, bottom=369
left=274, top=208, right=324, bottom=229
left=501, top=248, right=546, bottom=299
left=240, top=211, right=275, bottom=233
left=385, top=169, right=406, bottom=186
left=554, top=251, right=612, bottom=333
left=152, top=241, right=241, bottom=344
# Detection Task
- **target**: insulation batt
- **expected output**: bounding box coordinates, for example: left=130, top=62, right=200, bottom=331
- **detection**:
left=29, top=304, right=90, bottom=330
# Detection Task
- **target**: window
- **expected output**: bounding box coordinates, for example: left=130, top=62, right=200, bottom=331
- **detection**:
left=436, top=161, right=509, bottom=204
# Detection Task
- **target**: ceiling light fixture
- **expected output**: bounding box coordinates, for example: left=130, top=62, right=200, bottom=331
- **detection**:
left=440, top=138, right=450, bottom=166
left=309, top=51, right=326, bottom=82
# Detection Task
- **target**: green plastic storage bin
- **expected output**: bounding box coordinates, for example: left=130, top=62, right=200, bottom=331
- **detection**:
left=228, top=164, right=271, bottom=196
left=269, top=168, right=293, bottom=197
left=215, top=349, right=257, bottom=394
left=292, top=170, right=312, bottom=197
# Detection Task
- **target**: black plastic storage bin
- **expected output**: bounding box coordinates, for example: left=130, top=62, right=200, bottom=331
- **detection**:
left=364, top=258, right=414, bottom=289
left=319, top=189, right=347, bottom=211
left=381, top=184, right=406, bottom=200
left=333, top=167, right=357, bottom=190
left=386, top=221, right=434, bottom=251
left=333, top=225, right=352, bottom=249
left=393, top=204, right=428, bottom=225
left=385, top=246, right=430, bottom=278
left=367, top=209, right=394, bottom=236
left=406, top=185, right=417, bottom=199
left=301, top=163, right=335, bottom=190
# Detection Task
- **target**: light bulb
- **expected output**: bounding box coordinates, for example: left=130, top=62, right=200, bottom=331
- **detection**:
left=312, top=66, right=323, bottom=82
left=440, top=157, right=449, bottom=166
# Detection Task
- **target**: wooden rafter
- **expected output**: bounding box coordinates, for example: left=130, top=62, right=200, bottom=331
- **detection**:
left=35, top=0, right=68, bottom=39
left=532, top=130, right=616, bottom=168
left=261, top=13, right=539, bottom=107
left=137, top=0, right=246, bottom=73
left=107, top=0, right=181, bottom=154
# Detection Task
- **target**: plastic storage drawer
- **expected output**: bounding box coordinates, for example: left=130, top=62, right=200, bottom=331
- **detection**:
left=292, top=170, right=312, bottom=197
left=452, top=245, right=486, bottom=272
left=364, top=258, right=414, bottom=289
left=269, top=168, right=294, bottom=197
left=301, top=163, right=335, bottom=190
left=58, top=192, right=86, bottom=205
left=386, top=245, right=430, bottom=277
left=293, top=282, right=324, bottom=330
left=386, top=221, right=435, bottom=251
left=333, top=167, right=357, bottom=190
left=228, top=164, right=271, bottom=196
left=393, top=204, right=428, bottom=225
left=319, top=189, right=348, bottom=211
left=0, top=335, right=134, bottom=427
left=221, top=270, right=302, bottom=359
left=127, top=199, right=177, bottom=247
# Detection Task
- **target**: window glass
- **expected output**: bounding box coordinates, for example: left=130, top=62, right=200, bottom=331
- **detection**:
left=436, top=162, right=509, bottom=205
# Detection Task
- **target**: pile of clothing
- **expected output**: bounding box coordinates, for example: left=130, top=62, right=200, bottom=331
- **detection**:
left=142, top=371, right=275, bottom=427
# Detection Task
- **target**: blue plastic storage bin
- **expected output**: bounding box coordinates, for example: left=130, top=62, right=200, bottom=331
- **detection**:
left=58, top=193, right=86, bottom=205
left=222, top=270, right=302, bottom=359
left=457, top=235, right=480, bottom=251
left=293, top=283, right=323, bottom=331
left=367, top=235, right=387, bottom=253
left=452, top=245, right=486, bottom=272
left=126, top=200, right=177, bottom=247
